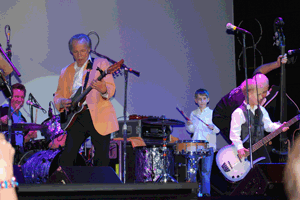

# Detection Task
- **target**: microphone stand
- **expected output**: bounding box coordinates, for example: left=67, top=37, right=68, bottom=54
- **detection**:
left=90, top=50, right=140, bottom=183
left=29, top=94, right=34, bottom=123
left=242, top=33, right=253, bottom=169
left=1, top=25, right=21, bottom=144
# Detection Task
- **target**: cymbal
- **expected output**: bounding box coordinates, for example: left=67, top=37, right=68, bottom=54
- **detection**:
left=0, top=52, right=13, bottom=76
left=0, top=123, right=47, bottom=132
left=142, top=118, right=185, bottom=127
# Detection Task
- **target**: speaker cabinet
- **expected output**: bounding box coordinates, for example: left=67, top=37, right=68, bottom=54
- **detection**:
left=230, top=164, right=286, bottom=198
left=47, top=166, right=122, bottom=184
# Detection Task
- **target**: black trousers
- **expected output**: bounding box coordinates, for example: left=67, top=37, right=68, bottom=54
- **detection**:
left=58, top=109, right=111, bottom=166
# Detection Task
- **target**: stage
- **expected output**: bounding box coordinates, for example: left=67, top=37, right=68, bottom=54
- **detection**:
left=13, top=142, right=289, bottom=200
left=17, top=182, right=199, bottom=200
left=16, top=182, right=287, bottom=200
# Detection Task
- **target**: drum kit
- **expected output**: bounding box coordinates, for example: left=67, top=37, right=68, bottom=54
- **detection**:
left=174, top=140, right=209, bottom=183
left=10, top=114, right=210, bottom=184
left=9, top=115, right=86, bottom=184
left=134, top=117, right=211, bottom=183
left=135, top=140, right=211, bottom=183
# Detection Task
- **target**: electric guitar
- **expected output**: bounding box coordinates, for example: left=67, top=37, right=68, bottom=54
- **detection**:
left=60, top=59, right=124, bottom=130
left=216, top=114, right=300, bottom=182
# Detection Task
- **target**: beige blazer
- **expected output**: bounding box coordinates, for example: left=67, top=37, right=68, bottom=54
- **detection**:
left=53, top=57, right=119, bottom=135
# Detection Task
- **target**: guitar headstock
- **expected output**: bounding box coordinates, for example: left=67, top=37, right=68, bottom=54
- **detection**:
left=107, top=59, right=124, bottom=75
left=273, top=17, right=285, bottom=47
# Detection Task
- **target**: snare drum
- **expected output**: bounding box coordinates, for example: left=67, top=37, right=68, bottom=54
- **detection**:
left=175, top=140, right=208, bottom=155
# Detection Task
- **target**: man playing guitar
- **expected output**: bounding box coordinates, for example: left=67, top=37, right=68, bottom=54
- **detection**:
left=54, top=33, right=119, bottom=167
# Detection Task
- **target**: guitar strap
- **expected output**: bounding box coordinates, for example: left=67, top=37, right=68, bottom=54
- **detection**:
left=83, top=58, right=94, bottom=90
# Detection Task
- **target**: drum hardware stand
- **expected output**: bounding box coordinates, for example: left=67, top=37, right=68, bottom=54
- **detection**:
left=155, top=115, right=177, bottom=183
left=0, top=26, right=21, bottom=144
left=150, top=149, right=156, bottom=181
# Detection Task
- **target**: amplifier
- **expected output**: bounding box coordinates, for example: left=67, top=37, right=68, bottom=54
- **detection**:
left=112, top=120, right=142, bottom=138
left=142, top=124, right=171, bottom=138
left=112, top=120, right=171, bottom=139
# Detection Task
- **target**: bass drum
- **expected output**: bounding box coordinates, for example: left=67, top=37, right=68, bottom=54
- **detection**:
left=20, top=150, right=86, bottom=184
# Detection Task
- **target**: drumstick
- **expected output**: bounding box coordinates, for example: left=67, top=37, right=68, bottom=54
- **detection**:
left=192, top=114, right=209, bottom=127
left=176, top=106, right=210, bottom=127
left=11, top=103, right=22, bottom=116
left=176, top=107, right=191, bottom=121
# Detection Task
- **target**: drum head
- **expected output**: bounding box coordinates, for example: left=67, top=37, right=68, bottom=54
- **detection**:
left=176, top=140, right=208, bottom=143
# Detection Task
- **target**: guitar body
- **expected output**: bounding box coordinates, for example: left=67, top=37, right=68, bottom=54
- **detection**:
left=60, top=87, right=86, bottom=131
left=217, top=114, right=300, bottom=182
left=216, top=144, right=251, bottom=182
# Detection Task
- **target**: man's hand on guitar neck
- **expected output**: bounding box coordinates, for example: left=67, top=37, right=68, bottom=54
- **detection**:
left=281, top=122, right=289, bottom=132
left=90, top=79, right=108, bottom=98
left=60, top=98, right=72, bottom=111
left=237, top=148, right=249, bottom=159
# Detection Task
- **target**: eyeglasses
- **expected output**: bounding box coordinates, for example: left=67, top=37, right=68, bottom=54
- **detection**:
left=258, top=90, right=269, bottom=96
left=72, top=49, right=89, bottom=56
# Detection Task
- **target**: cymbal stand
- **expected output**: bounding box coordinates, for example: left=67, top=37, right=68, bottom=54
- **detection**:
left=155, top=115, right=177, bottom=183
left=0, top=26, right=21, bottom=144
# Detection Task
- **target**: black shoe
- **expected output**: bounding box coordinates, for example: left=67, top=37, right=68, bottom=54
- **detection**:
left=202, top=193, right=211, bottom=197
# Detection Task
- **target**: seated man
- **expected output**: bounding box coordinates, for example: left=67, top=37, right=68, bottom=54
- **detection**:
left=0, top=83, right=37, bottom=163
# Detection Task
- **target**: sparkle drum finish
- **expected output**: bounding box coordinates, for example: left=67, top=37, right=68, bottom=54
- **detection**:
left=135, top=146, right=175, bottom=183
left=20, top=149, right=86, bottom=184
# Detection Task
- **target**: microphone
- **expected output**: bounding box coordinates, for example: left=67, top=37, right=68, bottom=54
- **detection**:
left=90, top=50, right=140, bottom=77
left=26, top=100, right=47, bottom=113
left=226, top=23, right=251, bottom=34
left=29, top=93, right=38, bottom=103
left=288, top=48, right=300, bottom=55
left=6, top=25, right=10, bottom=43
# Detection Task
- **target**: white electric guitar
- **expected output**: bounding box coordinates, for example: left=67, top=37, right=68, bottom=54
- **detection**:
left=216, top=114, right=300, bottom=182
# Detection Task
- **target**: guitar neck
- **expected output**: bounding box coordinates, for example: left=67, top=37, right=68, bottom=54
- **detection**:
left=245, top=114, right=300, bottom=157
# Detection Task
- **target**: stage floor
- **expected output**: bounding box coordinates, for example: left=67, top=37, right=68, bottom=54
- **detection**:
left=17, top=182, right=199, bottom=200
left=16, top=182, right=287, bottom=200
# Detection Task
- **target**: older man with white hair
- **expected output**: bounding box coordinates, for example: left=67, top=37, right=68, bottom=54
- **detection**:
left=230, top=74, right=289, bottom=163
left=212, top=55, right=288, bottom=143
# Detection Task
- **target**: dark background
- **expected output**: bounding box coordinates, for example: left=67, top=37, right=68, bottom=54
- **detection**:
left=233, top=0, right=300, bottom=162
left=234, top=0, right=300, bottom=100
